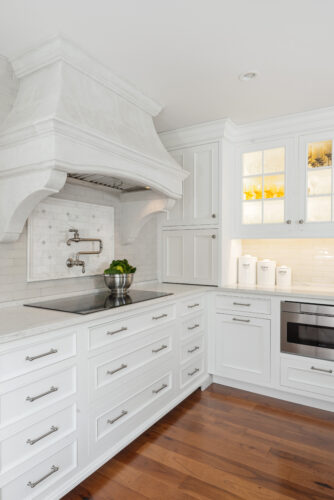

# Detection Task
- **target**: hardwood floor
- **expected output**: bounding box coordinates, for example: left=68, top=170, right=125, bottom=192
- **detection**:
left=62, top=384, right=334, bottom=500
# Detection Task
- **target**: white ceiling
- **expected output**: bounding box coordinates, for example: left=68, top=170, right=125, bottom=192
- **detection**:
left=0, top=0, right=333, bottom=132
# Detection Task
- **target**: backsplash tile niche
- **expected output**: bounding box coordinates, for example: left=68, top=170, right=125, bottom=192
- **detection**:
left=0, top=181, right=158, bottom=304
left=242, top=239, right=334, bottom=286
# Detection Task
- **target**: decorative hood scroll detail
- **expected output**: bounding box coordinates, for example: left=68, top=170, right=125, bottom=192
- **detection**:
left=0, top=37, right=187, bottom=242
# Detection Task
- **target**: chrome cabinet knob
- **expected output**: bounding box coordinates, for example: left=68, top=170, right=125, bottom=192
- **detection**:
left=212, top=214, right=216, bottom=218
left=298, top=219, right=304, bottom=224
left=286, top=219, right=292, bottom=224
left=212, top=234, right=216, bottom=239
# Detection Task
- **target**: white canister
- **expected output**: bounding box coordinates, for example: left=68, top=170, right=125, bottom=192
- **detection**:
left=257, top=259, right=276, bottom=287
left=276, top=265, right=292, bottom=288
left=238, top=254, right=257, bottom=285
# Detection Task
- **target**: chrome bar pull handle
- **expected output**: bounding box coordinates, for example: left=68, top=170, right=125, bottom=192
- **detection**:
left=152, top=313, right=168, bottom=320
left=311, top=366, right=333, bottom=374
left=188, top=324, right=199, bottom=330
left=188, top=303, right=200, bottom=309
left=232, top=318, right=250, bottom=323
left=152, top=383, right=168, bottom=394
left=26, top=426, right=59, bottom=445
left=26, top=348, right=58, bottom=362
left=107, top=410, right=128, bottom=425
left=26, top=386, right=58, bottom=403
left=233, top=302, right=251, bottom=307
left=107, top=326, right=128, bottom=335
left=107, top=363, right=127, bottom=375
left=188, top=346, right=200, bottom=354
left=188, top=368, right=200, bottom=376
left=27, top=465, right=59, bottom=488
left=152, top=344, right=168, bottom=353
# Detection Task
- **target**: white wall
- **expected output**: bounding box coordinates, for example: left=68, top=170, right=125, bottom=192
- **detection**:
left=0, top=181, right=158, bottom=304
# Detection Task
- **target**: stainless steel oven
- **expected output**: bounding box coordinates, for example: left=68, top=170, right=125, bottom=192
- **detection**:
left=281, top=301, right=334, bottom=361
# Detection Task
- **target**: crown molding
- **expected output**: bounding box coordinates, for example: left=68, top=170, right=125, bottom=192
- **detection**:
left=159, top=118, right=239, bottom=149
left=10, top=36, right=161, bottom=117
left=160, top=106, right=334, bottom=149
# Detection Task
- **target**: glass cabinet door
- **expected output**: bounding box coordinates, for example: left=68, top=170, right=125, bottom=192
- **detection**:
left=242, top=147, right=285, bottom=225
left=306, top=140, right=333, bottom=222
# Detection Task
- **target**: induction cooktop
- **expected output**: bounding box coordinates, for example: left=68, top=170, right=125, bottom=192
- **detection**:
left=24, top=290, right=173, bottom=315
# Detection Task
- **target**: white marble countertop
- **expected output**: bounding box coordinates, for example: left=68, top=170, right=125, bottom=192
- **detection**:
left=2, top=281, right=334, bottom=344
left=217, top=283, right=334, bottom=302
left=0, top=283, right=209, bottom=344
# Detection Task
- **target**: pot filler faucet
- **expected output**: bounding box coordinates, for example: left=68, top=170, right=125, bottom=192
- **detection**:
left=66, top=229, right=103, bottom=273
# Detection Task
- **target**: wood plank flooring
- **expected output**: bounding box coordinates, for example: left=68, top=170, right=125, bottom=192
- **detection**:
left=62, top=384, right=334, bottom=499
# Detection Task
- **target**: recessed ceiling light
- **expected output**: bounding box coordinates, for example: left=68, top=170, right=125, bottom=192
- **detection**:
left=239, top=71, right=258, bottom=81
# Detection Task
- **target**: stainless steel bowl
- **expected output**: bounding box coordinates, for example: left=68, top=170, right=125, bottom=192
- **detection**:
left=103, top=273, right=134, bottom=296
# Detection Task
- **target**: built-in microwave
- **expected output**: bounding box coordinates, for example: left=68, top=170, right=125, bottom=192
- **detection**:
left=281, top=301, right=334, bottom=361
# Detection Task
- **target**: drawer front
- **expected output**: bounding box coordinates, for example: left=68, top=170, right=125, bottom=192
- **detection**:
left=281, top=356, right=334, bottom=398
left=0, top=333, right=76, bottom=382
left=96, top=372, right=172, bottom=441
left=93, top=333, right=172, bottom=392
left=1, top=404, right=76, bottom=473
left=89, top=303, right=175, bottom=350
left=179, top=296, right=204, bottom=316
left=1, top=441, right=77, bottom=500
left=181, top=314, right=205, bottom=339
left=180, top=355, right=205, bottom=388
left=216, top=294, right=271, bottom=315
left=0, top=367, right=76, bottom=426
left=181, top=335, right=205, bottom=364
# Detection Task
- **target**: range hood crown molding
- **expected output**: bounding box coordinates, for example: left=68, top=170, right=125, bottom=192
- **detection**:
left=0, top=37, right=187, bottom=243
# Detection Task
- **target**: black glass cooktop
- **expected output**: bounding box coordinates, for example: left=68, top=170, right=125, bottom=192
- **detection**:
left=24, top=290, right=173, bottom=315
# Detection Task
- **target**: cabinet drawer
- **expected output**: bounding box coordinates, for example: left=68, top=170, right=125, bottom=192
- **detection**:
left=281, top=356, right=334, bottom=398
left=95, top=372, right=172, bottom=441
left=1, top=441, right=77, bottom=500
left=0, top=367, right=76, bottom=426
left=181, top=335, right=204, bottom=364
left=179, top=296, right=204, bottom=316
left=180, top=355, right=204, bottom=388
left=91, top=331, right=172, bottom=394
left=1, top=404, right=76, bottom=473
left=89, top=303, right=175, bottom=350
left=0, top=332, right=76, bottom=382
left=216, top=294, right=271, bottom=315
left=181, top=314, right=205, bottom=339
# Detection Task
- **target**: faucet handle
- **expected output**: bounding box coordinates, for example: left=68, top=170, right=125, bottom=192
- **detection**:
left=69, top=228, right=80, bottom=238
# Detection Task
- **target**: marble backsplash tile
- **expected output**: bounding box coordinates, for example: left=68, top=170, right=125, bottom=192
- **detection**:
left=0, top=182, right=158, bottom=304
left=241, top=239, right=334, bottom=285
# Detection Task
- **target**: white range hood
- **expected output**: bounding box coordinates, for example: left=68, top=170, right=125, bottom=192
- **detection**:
left=0, top=37, right=187, bottom=243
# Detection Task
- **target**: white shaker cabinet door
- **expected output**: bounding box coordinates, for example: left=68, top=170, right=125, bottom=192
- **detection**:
left=162, top=230, right=188, bottom=283
left=190, top=229, right=218, bottom=285
left=214, top=313, right=271, bottom=385
left=162, top=229, right=218, bottom=285
left=164, top=142, right=219, bottom=226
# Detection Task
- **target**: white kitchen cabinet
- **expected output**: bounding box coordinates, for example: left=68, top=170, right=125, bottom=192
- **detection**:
left=0, top=292, right=208, bottom=500
left=162, top=229, right=218, bottom=285
left=235, top=133, right=334, bottom=238
left=214, top=313, right=271, bottom=385
left=164, top=142, right=219, bottom=226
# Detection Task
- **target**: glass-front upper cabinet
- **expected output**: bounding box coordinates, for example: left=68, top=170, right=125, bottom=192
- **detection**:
left=306, top=139, right=333, bottom=223
left=242, top=146, right=286, bottom=225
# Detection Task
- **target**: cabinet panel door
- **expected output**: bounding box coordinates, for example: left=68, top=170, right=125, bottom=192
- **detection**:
left=191, top=229, right=218, bottom=285
left=163, top=142, right=219, bottom=226
left=191, top=143, right=219, bottom=224
left=162, top=231, right=187, bottom=283
left=214, top=314, right=270, bottom=385
left=165, top=150, right=185, bottom=224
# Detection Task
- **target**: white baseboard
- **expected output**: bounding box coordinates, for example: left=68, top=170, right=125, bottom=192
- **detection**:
left=212, top=375, right=334, bottom=413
